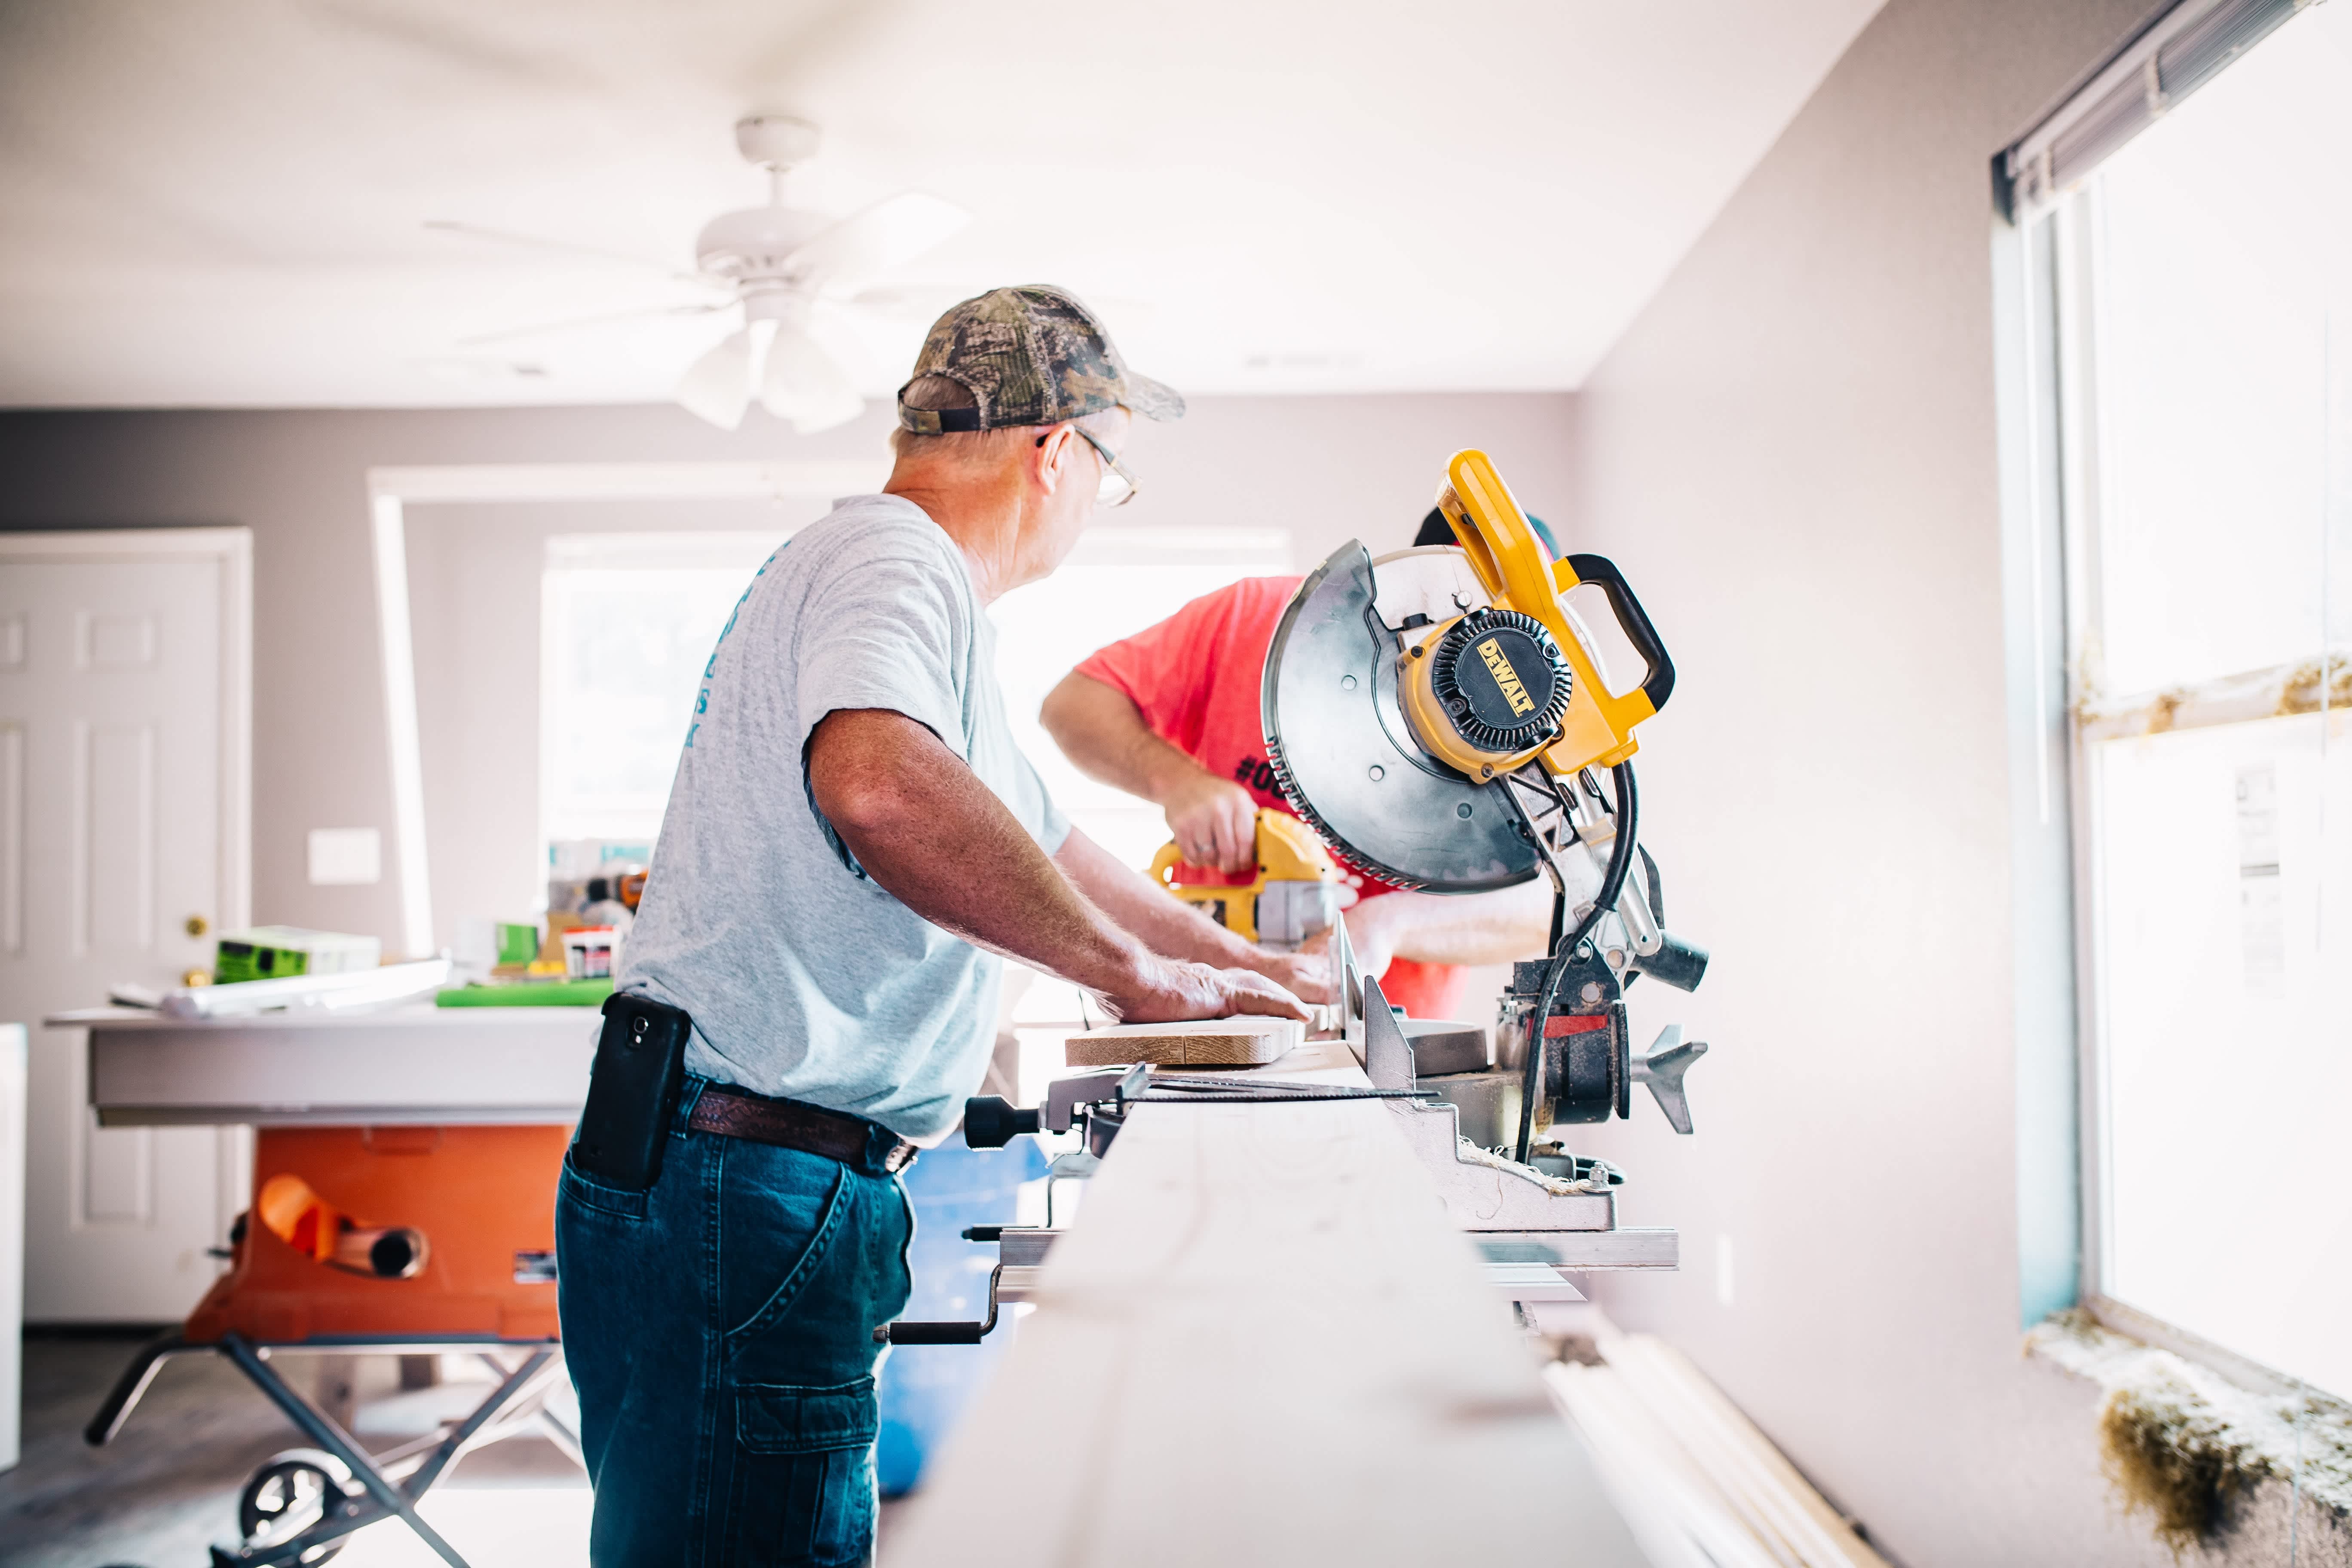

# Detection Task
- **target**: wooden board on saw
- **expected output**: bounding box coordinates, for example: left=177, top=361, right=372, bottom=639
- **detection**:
left=1063, top=1016, right=1303, bottom=1068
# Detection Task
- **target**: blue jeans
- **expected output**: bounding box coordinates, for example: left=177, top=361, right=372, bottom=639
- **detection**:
left=556, top=1078, right=914, bottom=1567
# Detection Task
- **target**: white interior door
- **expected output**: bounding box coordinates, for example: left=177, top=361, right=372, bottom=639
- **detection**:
left=0, top=532, right=251, bottom=1322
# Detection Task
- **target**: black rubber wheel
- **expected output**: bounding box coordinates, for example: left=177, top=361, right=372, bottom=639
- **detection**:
left=237, top=1448, right=355, bottom=1564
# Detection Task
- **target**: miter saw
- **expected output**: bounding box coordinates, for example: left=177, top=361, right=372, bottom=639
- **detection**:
left=876, top=450, right=1717, bottom=1345
left=1265, top=447, right=1714, bottom=1167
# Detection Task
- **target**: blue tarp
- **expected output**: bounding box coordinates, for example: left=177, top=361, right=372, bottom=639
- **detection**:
left=875, top=1139, right=1047, bottom=1497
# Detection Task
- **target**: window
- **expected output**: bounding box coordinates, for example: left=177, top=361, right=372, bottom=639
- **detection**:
left=541, top=533, right=787, bottom=846
left=2009, top=0, right=2352, bottom=1395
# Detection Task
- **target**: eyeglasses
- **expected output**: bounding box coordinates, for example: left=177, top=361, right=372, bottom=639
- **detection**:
left=1065, top=424, right=1140, bottom=508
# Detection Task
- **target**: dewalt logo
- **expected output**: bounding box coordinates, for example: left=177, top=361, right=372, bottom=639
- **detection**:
left=1477, top=637, right=1536, bottom=717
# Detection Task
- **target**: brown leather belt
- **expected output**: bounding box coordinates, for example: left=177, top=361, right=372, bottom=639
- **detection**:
left=689, top=1085, right=918, bottom=1175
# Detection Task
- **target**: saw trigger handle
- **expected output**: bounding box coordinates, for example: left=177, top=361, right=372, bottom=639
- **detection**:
left=1561, top=553, right=1676, bottom=716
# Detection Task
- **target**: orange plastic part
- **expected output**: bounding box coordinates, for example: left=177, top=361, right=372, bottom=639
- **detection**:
left=183, top=1124, right=571, bottom=1346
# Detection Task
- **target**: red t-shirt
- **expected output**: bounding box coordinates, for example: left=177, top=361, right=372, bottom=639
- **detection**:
left=1073, top=577, right=1469, bottom=1020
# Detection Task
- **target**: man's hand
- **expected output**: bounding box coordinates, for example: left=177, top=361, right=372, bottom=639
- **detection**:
left=1052, top=828, right=1331, bottom=1005
left=1163, top=772, right=1259, bottom=873
left=1040, top=671, right=1260, bottom=873
left=1252, top=948, right=1333, bottom=1007
left=1101, top=955, right=1311, bottom=1025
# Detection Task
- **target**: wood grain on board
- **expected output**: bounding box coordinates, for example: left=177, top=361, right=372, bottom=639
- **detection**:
left=1063, top=1015, right=1303, bottom=1068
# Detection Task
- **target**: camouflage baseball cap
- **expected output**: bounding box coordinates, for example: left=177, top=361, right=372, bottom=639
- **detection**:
left=896, top=285, right=1184, bottom=434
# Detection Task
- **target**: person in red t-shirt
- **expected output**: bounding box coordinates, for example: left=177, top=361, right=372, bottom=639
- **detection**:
left=1041, top=510, right=1559, bottom=1021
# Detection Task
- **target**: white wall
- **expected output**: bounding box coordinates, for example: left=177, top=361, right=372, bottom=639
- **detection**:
left=0, top=394, right=1575, bottom=951
left=1558, top=0, right=2286, bottom=1562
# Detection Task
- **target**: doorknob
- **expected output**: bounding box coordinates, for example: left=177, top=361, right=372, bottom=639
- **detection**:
left=185, top=914, right=209, bottom=937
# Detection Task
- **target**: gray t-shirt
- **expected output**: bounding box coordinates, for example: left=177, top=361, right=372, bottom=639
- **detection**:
left=619, top=493, right=1069, bottom=1139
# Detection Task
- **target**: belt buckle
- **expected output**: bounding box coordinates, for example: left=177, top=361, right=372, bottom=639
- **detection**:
left=882, top=1140, right=918, bottom=1175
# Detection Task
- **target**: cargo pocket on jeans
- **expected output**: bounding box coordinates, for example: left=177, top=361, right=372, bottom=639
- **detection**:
left=723, top=1378, right=880, bottom=1567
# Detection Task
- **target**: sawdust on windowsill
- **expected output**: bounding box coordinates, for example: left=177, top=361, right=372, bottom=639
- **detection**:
left=2028, top=1310, right=2352, bottom=1552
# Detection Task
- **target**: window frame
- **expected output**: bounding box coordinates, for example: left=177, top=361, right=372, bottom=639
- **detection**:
left=2000, top=0, right=2352, bottom=1383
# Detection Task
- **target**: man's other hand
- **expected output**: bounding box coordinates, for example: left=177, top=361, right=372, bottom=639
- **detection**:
left=1105, top=956, right=1310, bottom=1025
left=1164, top=772, right=1258, bottom=873
left=1253, top=949, right=1334, bottom=1008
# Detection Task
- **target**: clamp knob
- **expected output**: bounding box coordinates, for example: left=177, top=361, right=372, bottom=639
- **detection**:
left=962, top=1096, right=1041, bottom=1150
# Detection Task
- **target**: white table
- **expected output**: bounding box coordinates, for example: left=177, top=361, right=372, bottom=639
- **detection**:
left=53, top=1004, right=598, bottom=1127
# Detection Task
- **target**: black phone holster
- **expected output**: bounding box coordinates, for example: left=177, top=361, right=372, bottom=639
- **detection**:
left=570, top=990, right=693, bottom=1192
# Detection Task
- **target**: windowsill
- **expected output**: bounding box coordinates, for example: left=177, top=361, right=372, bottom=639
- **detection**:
left=2027, top=1302, right=2352, bottom=1551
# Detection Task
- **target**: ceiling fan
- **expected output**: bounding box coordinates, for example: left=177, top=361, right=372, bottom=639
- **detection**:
left=432, top=115, right=969, bottom=432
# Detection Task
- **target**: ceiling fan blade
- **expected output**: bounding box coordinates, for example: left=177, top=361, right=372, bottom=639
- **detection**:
left=425, top=220, right=710, bottom=282
left=458, top=302, right=730, bottom=348
left=785, top=193, right=969, bottom=291
left=676, top=328, right=758, bottom=430
left=760, top=326, right=866, bottom=435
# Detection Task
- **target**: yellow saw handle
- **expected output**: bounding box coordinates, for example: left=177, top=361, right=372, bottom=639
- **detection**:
left=1436, top=448, right=1675, bottom=772
left=1151, top=808, right=1338, bottom=944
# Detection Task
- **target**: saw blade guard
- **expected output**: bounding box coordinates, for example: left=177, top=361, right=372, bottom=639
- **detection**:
left=1261, top=539, right=1541, bottom=892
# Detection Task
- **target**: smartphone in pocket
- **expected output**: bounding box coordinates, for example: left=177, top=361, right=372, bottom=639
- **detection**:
left=571, top=991, right=692, bottom=1191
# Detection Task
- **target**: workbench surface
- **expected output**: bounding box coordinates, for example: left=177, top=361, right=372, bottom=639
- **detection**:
left=52, top=1003, right=597, bottom=1126
left=886, top=1033, right=1647, bottom=1567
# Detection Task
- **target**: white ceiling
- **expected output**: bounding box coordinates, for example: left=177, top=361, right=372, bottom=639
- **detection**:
left=0, top=0, right=1883, bottom=410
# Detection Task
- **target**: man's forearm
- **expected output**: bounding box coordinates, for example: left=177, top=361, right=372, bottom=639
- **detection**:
left=1054, top=827, right=1265, bottom=970
left=808, top=710, right=1151, bottom=996
left=1038, top=671, right=1198, bottom=805
left=1366, top=881, right=1554, bottom=966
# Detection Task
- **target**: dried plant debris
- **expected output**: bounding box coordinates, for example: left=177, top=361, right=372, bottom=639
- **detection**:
left=2030, top=1311, right=2352, bottom=1552
left=2277, top=656, right=2352, bottom=717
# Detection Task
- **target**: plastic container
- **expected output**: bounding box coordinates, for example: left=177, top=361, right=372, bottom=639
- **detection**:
left=560, top=926, right=617, bottom=980
left=875, top=1139, right=1047, bottom=1497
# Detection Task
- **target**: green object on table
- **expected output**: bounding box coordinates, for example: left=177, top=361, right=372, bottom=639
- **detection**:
left=436, top=978, right=614, bottom=1007
left=495, top=922, right=540, bottom=967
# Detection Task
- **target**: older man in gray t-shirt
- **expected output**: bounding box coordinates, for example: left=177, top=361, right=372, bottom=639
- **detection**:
left=621, top=491, right=1073, bottom=1138
left=557, top=286, right=1320, bottom=1568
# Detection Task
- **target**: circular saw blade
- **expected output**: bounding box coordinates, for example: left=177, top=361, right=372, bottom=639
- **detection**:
left=1262, top=540, right=1540, bottom=893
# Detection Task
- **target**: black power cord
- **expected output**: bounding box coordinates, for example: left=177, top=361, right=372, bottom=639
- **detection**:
left=1513, top=761, right=1639, bottom=1165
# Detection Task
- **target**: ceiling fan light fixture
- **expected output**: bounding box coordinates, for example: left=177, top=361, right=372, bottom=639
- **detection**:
left=760, top=325, right=865, bottom=435
left=674, top=327, right=756, bottom=429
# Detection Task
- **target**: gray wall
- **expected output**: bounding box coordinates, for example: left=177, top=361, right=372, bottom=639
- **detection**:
left=0, top=394, right=1576, bottom=950
left=1562, top=0, right=2231, bottom=1563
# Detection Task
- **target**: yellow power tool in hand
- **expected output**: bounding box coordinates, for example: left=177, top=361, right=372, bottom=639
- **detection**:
left=1150, top=808, right=1341, bottom=951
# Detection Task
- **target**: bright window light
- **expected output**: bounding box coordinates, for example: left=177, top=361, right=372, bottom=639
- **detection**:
left=541, top=533, right=788, bottom=846
left=2043, top=0, right=2352, bottom=1397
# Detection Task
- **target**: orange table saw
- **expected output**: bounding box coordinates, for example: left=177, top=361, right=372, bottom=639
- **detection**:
left=52, top=1002, right=597, bottom=1568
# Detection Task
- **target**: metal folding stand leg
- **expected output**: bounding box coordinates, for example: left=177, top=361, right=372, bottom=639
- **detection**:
left=85, top=1331, right=207, bottom=1446
left=212, top=1335, right=471, bottom=1568
left=85, top=1329, right=572, bottom=1568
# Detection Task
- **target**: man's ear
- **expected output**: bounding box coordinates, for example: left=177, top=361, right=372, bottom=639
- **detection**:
left=1030, top=423, right=1074, bottom=496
